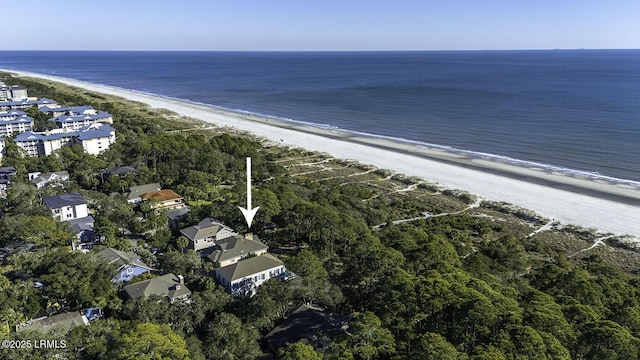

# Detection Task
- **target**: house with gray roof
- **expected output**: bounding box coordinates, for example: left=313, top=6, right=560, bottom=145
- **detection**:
left=16, top=311, right=89, bottom=334
left=165, top=207, right=191, bottom=229
left=43, top=192, right=89, bottom=221
left=207, top=234, right=269, bottom=267
left=28, top=171, right=70, bottom=189
left=264, top=304, right=350, bottom=354
left=67, top=215, right=95, bottom=251
left=180, top=217, right=236, bottom=252
left=122, top=273, right=191, bottom=303
left=107, top=165, right=137, bottom=178
left=127, top=183, right=161, bottom=203
left=97, top=248, right=155, bottom=283
left=215, top=253, right=287, bottom=297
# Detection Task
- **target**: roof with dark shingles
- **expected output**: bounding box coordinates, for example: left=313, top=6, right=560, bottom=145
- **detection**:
left=264, top=304, right=349, bottom=351
left=215, top=253, right=284, bottom=282
left=107, top=166, right=136, bottom=176
left=43, top=192, right=86, bottom=209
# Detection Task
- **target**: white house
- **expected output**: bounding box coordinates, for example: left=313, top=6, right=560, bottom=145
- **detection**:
left=43, top=192, right=89, bottom=221
left=215, top=253, right=287, bottom=297
left=29, top=171, right=70, bottom=189
left=180, top=218, right=236, bottom=252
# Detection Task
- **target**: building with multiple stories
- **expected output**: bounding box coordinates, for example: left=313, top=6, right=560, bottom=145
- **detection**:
left=43, top=192, right=89, bottom=222
left=14, top=123, right=116, bottom=157
left=0, top=83, right=28, bottom=101
left=0, top=109, right=34, bottom=137
left=0, top=98, right=57, bottom=111
left=48, top=109, right=113, bottom=131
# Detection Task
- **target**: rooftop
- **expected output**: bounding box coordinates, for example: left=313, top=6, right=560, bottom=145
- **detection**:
left=264, top=304, right=349, bottom=352
left=43, top=192, right=87, bottom=209
left=122, top=273, right=190, bottom=301
left=215, top=253, right=284, bottom=282
left=128, top=183, right=161, bottom=200
left=141, top=189, right=183, bottom=203
left=207, top=235, right=268, bottom=264
left=16, top=311, right=89, bottom=333
left=180, top=217, right=233, bottom=241
left=97, top=247, right=154, bottom=271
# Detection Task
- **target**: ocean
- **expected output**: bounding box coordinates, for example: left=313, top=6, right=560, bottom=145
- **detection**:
left=1, top=50, right=639, bottom=182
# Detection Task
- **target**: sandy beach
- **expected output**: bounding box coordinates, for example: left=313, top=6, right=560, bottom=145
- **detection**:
left=3, top=69, right=640, bottom=237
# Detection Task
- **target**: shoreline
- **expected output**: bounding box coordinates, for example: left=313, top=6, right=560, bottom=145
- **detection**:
left=3, top=69, right=640, bottom=237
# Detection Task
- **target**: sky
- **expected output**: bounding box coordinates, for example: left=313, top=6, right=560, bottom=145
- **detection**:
left=3, top=0, right=639, bottom=51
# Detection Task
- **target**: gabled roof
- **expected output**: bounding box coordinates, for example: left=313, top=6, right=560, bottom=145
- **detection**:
left=31, top=171, right=69, bottom=187
left=165, top=207, right=191, bottom=220
left=141, top=189, right=183, bottom=202
left=43, top=192, right=87, bottom=209
left=14, top=131, right=44, bottom=142
left=127, top=183, right=161, bottom=200
left=67, top=215, right=94, bottom=236
left=180, top=217, right=233, bottom=241
left=207, top=235, right=268, bottom=264
left=75, top=123, right=115, bottom=140
left=0, top=115, right=34, bottom=125
left=97, top=247, right=154, bottom=271
left=0, top=109, right=27, bottom=117
left=122, top=273, right=190, bottom=301
left=16, top=311, right=89, bottom=333
left=49, top=110, right=111, bottom=124
left=264, top=304, right=349, bottom=351
left=107, top=166, right=136, bottom=176
left=0, top=167, right=16, bottom=174
left=215, top=253, right=284, bottom=282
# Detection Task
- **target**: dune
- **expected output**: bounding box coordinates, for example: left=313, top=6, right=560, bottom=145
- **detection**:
left=4, top=69, right=640, bottom=237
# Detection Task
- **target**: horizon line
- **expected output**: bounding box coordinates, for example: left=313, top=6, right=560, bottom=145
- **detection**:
left=1, top=48, right=639, bottom=53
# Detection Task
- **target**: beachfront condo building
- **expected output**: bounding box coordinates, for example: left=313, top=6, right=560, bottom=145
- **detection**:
left=49, top=110, right=114, bottom=131
left=14, top=123, right=116, bottom=157
left=0, top=98, right=57, bottom=111
left=0, top=83, right=28, bottom=101
left=0, top=114, right=35, bottom=137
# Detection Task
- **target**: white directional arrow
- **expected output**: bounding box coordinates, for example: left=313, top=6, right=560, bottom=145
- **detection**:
left=239, top=157, right=260, bottom=228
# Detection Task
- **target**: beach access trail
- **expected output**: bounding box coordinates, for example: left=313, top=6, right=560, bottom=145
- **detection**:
left=5, top=70, right=640, bottom=237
